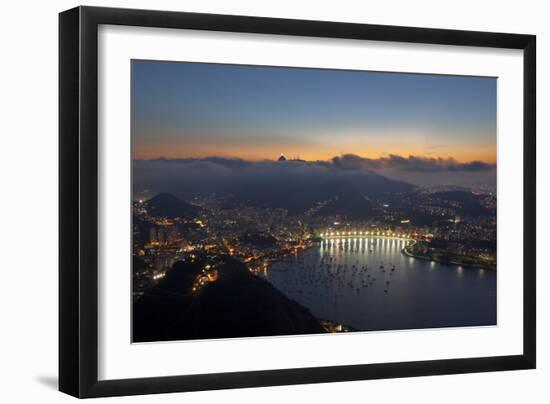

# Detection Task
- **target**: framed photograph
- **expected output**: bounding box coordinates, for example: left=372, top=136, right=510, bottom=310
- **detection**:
left=59, top=6, right=536, bottom=398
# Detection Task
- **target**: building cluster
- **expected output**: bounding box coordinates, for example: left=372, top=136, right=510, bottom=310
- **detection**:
left=132, top=190, right=497, bottom=296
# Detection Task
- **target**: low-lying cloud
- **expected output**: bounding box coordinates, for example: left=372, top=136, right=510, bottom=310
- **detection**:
left=332, top=154, right=496, bottom=172
left=133, top=154, right=496, bottom=199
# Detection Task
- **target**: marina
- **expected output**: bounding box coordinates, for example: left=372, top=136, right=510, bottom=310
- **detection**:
left=260, top=237, right=497, bottom=332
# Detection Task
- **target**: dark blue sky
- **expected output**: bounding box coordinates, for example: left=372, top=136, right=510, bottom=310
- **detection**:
left=132, top=60, right=496, bottom=163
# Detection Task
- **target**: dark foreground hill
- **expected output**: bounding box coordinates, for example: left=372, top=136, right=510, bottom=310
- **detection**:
left=133, top=256, right=326, bottom=342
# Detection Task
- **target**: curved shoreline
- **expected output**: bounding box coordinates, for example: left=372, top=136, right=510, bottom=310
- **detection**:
left=320, top=235, right=412, bottom=242
left=266, top=237, right=495, bottom=272
left=262, top=238, right=496, bottom=333
left=401, top=240, right=496, bottom=271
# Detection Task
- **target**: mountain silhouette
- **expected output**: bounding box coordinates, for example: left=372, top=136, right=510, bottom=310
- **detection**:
left=133, top=256, right=326, bottom=341
left=431, top=190, right=493, bottom=217
left=224, top=173, right=404, bottom=219
left=133, top=158, right=413, bottom=214
left=315, top=181, right=375, bottom=220
left=146, top=192, right=200, bottom=218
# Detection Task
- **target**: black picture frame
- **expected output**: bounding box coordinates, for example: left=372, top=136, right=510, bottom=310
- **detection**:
left=59, top=6, right=536, bottom=398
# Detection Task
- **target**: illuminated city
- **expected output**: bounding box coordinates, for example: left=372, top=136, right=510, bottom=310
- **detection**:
left=131, top=60, right=497, bottom=342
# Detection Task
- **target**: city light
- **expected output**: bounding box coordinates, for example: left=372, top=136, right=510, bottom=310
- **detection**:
left=133, top=186, right=497, bottom=304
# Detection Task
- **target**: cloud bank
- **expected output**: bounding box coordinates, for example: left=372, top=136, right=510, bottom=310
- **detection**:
left=133, top=154, right=496, bottom=199
left=332, top=154, right=496, bottom=172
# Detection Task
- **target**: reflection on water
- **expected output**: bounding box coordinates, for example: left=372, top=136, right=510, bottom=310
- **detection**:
left=260, top=238, right=496, bottom=331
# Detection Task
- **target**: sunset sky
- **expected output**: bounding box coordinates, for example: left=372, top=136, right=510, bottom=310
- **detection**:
left=132, top=60, right=496, bottom=165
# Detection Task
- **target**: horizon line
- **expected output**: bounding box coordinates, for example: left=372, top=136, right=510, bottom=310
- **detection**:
left=131, top=153, right=497, bottom=165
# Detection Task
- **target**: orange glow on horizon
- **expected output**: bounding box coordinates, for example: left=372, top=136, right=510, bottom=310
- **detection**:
left=133, top=147, right=496, bottom=165
left=133, top=126, right=496, bottom=164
